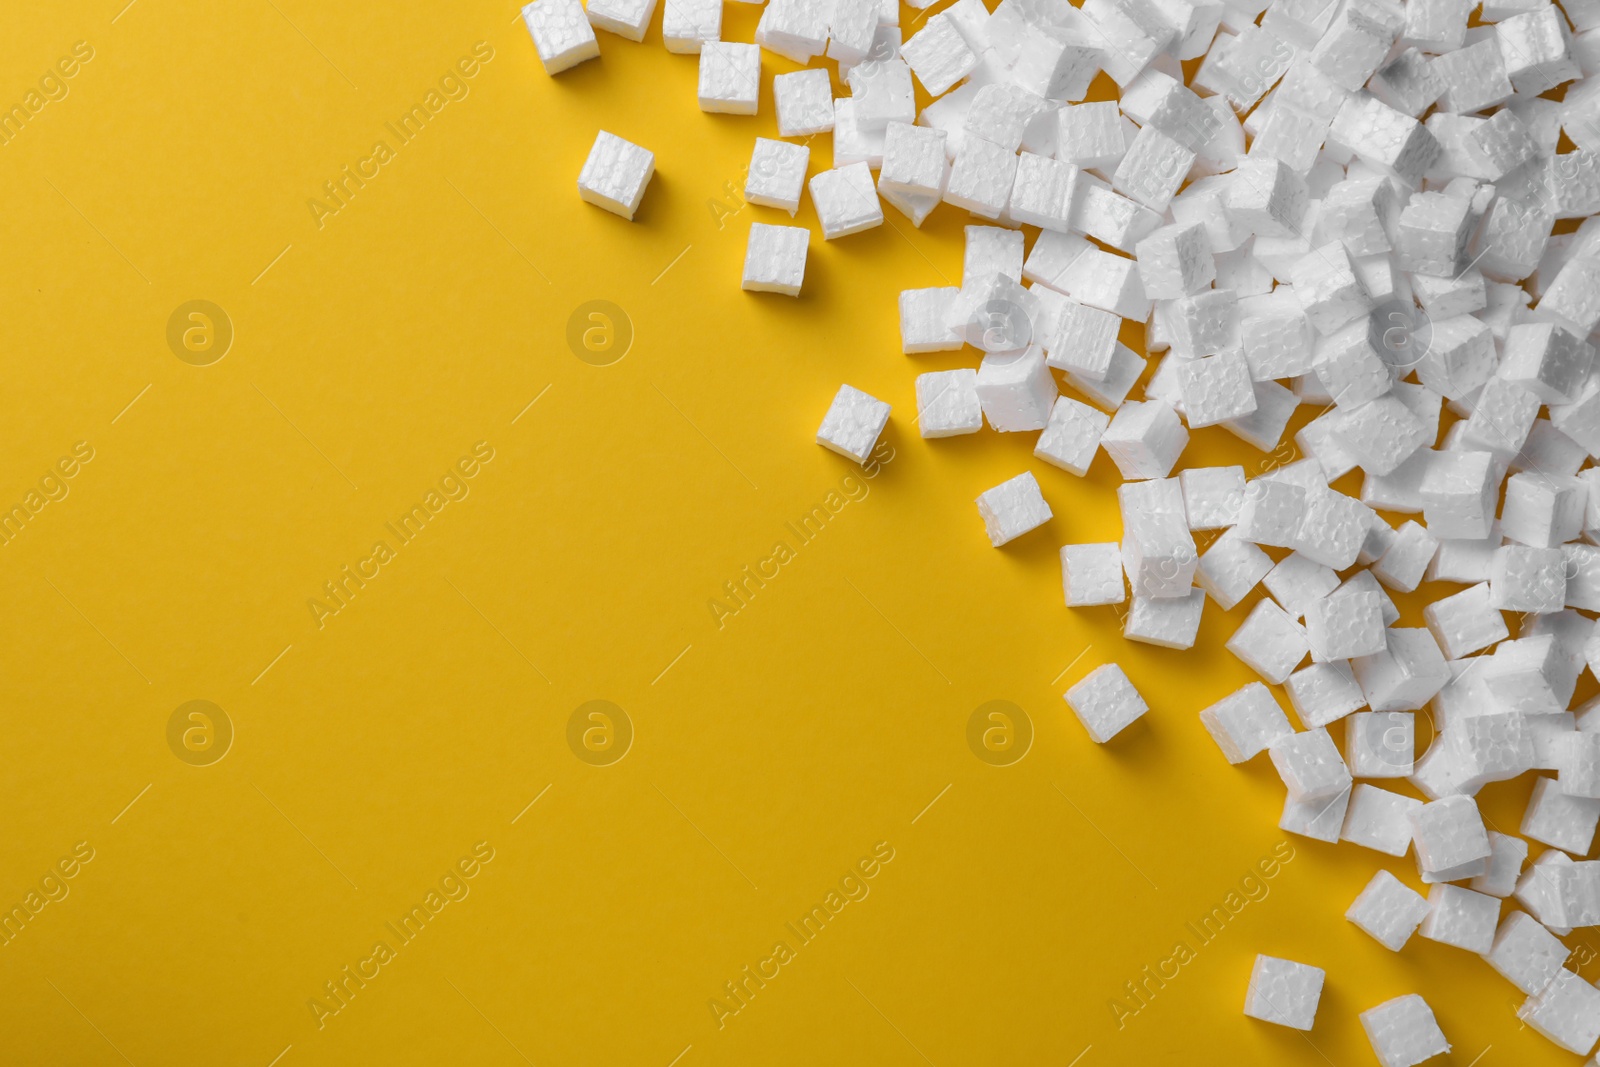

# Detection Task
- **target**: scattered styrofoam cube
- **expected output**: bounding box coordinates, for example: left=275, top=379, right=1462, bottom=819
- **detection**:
left=698, top=42, right=760, bottom=114
left=1411, top=794, right=1491, bottom=877
left=914, top=369, right=981, bottom=438
left=1100, top=401, right=1189, bottom=479
left=975, top=346, right=1055, bottom=431
left=662, top=0, right=722, bottom=52
left=1035, top=397, right=1109, bottom=476
left=900, top=13, right=978, bottom=96
left=1243, top=955, right=1324, bottom=1031
left=816, top=383, right=891, bottom=464
left=1347, top=870, right=1431, bottom=951
left=1518, top=968, right=1600, bottom=1056
left=1287, top=660, right=1368, bottom=729
left=1201, top=689, right=1294, bottom=766
left=1522, top=777, right=1600, bottom=854
left=773, top=69, right=834, bottom=137
left=742, top=222, right=808, bottom=295
left=1065, top=663, right=1148, bottom=742
left=745, top=138, right=809, bottom=215
left=1124, top=588, right=1206, bottom=648
left=976, top=472, right=1052, bottom=546
left=1486, top=910, right=1567, bottom=995
left=1358, top=994, right=1450, bottom=1067
left=1062, top=542, right=1126, bottom=607
left=524, top=0, right=601, bottom=73
left=1470, top=832, right=1528, bottom=898
left=1419, top=883, right=1500, bottom=954
left=577, top=130, right=656, bottom=220
left=1346, top=711, right=1415, bottom=779
left=1342, top=783, right=1421, bottom=855
left=1179, top=466, right=1244, bottom=530
left=809, top=162, right=885, bottom=238
left=586, top=0, right=657, bottom=41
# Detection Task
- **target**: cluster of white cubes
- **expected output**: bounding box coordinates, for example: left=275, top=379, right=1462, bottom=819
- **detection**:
left=530, top=0, right=1600, bottom=1054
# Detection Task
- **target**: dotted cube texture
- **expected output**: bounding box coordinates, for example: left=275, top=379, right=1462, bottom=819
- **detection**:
left=914, top=369, right=982, bottom=438
left=586, top=0, right=658, bottom=41
left=1346, top=869, right=1431, bottom=951
left=1340, top=783, right=1419, bottom=855
left=773, top=69, right=835, bottom=137
left=815, top=384, right=891, bottom=464
left=899, top=287, right=961, bottom=354
left=698, top=42, right=761, bottom=114
left=1359, top=994, right=1450, bottom=1067
left=1487, top=911, right=1567, bottom=995
left=1065, top=663, right=1148, bottom=742
left=809, top=162, right=885, bottom=238
left=744, top=138, right=809, bottom=216
left=1418, top=883, right=1499, bottom=953
left=662, top=0, right=722, bottom=52
left=900, top=13, right=977, bottom=95
left=1199, top=682, right=1292, bottom=763
left=1518, top=969, right=1600, bottom=1055
left=1522, top=777, right=1600, bottom=854
left=975, top=472, right=1052, bottom=547
left=1061, top=542, right=1125, bottom=607
left=1243, top=954, right=1324, bottom=1031
left=522, top=0, right=600, bottom=74
left=1035, top=396, right=1109, bottom=476
left=577, top=130, right=656, bottom=220
left=1410, top=795, right=1491, bottom=875
left=742, top=223, right=808, bottom=296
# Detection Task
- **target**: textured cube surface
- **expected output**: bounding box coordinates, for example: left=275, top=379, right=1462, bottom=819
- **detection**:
left=1360, top=994, right=1450, bottom=1067
left=742, top=223, right=808, bottom=296
left=816, top=384, right=891, bottom=463
left=914, top=369, right=982, bottom=438
left=1065, top=663, right=1148, bottom=742
left=577, top=130, right=656, bottom=220
left=524, top=0, right=601, bottom=74
left=809, top=162, right=885, bottom=238
left=976, top=472, right=1052, bottom=546
left=1243, top=954, right=1324, bottom=1030
left=1347, top=870, right=1431, bottom=951
left=697, top=42, right=760, bottom=114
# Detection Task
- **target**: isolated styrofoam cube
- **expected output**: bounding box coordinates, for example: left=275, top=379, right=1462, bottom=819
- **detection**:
left=1287, top=661, right=1368, bottom=729
left=1346, top=711, right=1415, bottom=780
left=1347, top=870, right=1431, bottom=951
left=576, top=131, right=656, bottom=222
left=1487, top=911, right=1568, bottom=995
left=1342, top=783, right=1420, bottom=856
left=1243, top=955, right=1324, bottom=1031
left=1124, top=588, right=1206, bottom=649
left=1518, top=969, right=1600, bottom=1055
left=523, top=0, right=601, bottom=73
left=810, top=162, right=884, bottom=238
left=773, top=69, right=834, bottom=137
left=662, top=0, right=722, bottom=52
left=745, top=138, right=809, bottom=216
left=1062, top=542, right=1126, bottom=607
left=1359, top=995, right=1450, bottom=1067
left=976, top=472, right=1052, bottom=547
left=1035, top=397, right=1109, bottom=476
left=816, top=384, right=890, bottom=466
left=698, top=42, right=760, bottom=114
left=1201, top=683, right=1293, bottom=763
left=914, top=369, right=981, bottom=439
left=1065, top=663, right=1148, bottom=742
left=742, top=223, right=808, bottom=295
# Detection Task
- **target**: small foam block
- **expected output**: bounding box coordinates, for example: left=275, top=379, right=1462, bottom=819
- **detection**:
left=879, top=122, right=948, bottom=198
left=816, top=383, right=890, bottom=464
left=1518, top=969, right=1600, bottom=1055
left=1178, top=351, right=1257, bottom=427
left=745, top=138, right=809, bottom=216
left=1100, top=401, right=1188, bottom=479
left=1347, top=870, right=1431, bottom=951
left=1230, top=599, right=1311, bottom=685
left=944, top=137, right=1020, bottom=219
left=1243, top=955, right=1324, bottom=1031
left=976, top=472, right=1052, bottom=546
left=586, top=0, right=658, bottom=41
left=1196, top=530, right=1273, bottom=611
left=1124, top=589, right=1206, bottom=649
left=845, top=57, right=915, bottom=131
left=899, top=11, right=976, bottom=95
left=1422, top=582, right=1508, bottom=659
left=1269, top=727, right=1351, bottom=801
left=914, top=369, right=981, bottom=438
left=1345, top=711, right=1414, bottom=779
left=1470, top=833, right=1528, bottom=898
left=899, top=288, right=962, bottom=354
left=809, top=162, right=884, bottom=239
left=1342, top=783, right=1420, bottom=855
left=773, top=69, right=835, bottom=137
left=756, top=0, right=829, bottom=61
left=1487, top=911, right=1567, bottom=995
left=1305, top=591, right=1385, bottom=663
left=1419, top=884, right=1499, bottom=954
left=523, top=0, right=601, bottom=73
left=1488, top=544, right=1567, bottom=614
left=577, top=130, right=655, bottom=220
left=1201, top=682, right=1293, bottom=763
left=742, top=222, right=808, bottom=296
left=662, top=0, right=722, bottom=52
left=1065, top=663, right=1148, bottom=742
left=698, top=42, right=760, bottom=114
left=975, top=346, right=1055, bottom=432
left=1043, top=297, right=1119, bottom=378
left=1180, top=466, right=1244, bottom=530
left=1062, top=542, right=1126, bottom=607
left=1058, top=101, right=1127, bottom=170
left=1359, top=995, right=1450, bottom=1067
left=1010, top=153, right=1080, bottom=232
left=1286, top=661, right=1367, bottom=729
left=1502, top=471, right=1587, bottom=549
left=1282, top=785, right=1351, bottom=843
left=1410, top=795, right=1490, bottom=875
left=1522, top=777, right=1600, bottom=854
left=1554, top=732, right=1600, bottom=798
left=1035, top=396, right=1109, bottom=476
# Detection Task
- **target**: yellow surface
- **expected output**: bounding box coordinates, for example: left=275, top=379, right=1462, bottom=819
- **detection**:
left=0, top=2, right=1579, bottom=1064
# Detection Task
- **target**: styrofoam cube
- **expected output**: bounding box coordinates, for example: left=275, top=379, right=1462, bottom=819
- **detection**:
left=1196, top=529, right=1274, bottom=610
left=1201, top=682, right=1294, bottom=763
left=914, top=369, right=981, bottom=438
left=1236, top=479, right=1306, bottom=548
left=1035, top=396, right=1109, bottom=476
left=1010, top=152, right=1080, bottom=232
left=523, top=0, right=600, bottom=74
left=1419, top=883, right=1500, bottom=954
left=1243, top=955, right=1324, bottom=1031
left=1411, top=794, right=1491, bottom=875
left=577, top=130, right=655, bottom=220
left=1058, top=101, right=1127, bottom=171
left=745, top=138, right=809, bottom=215
left=1180, top=466, right=1244, bottom=530
left=1282, top=784, right=1352, bottom=842
left=879, top=121, right=948, bottom=198
left=1359, top=995, right=1450, bottom=1067
left=845, top=57, right=914, bottom=131
left=1518, top=969, right=1600, bottom=1055
left=1347, top=870, right=1431, bottom=952
left=1065, top=663, right=1148, bottom=742
left=816, top=383, right=891, bottom=463
left=1269, top=726, right=1351, bottom=801
left=900, top=13, right=978, bottom=95
left=586, top=0, right=658, bottom=41
left=1342, top=782, right=1420, bottom=855
left=975, top=346, right=1055, bottom=431
left=773, top=69, right=834, bottom=137
left=976, top=472, right=1052, bottom=546
left=1287, top=661, right=1368, bottom=729
left=662, top=0, right=721, bottom=52
left=1044, top=299, right=1119, bottom=377
left=1486, top=910, right=1567, bottom=995
left=1346, top=711, right=1415, bottom=779
left=899, top=287, right=961, bottom=354
left=756, top=0, right=829, bottom=61
left=1471, top=832, right=1528, bottom=898
left=1305, top=591, right=1385, bottom=663
left=698, top=42, right=760, bottom=114
left=742, top=222, right=808, bottom=295
left=1062, top=542, right=1126, bottom=607
left=1124, top=588, right=1206, bottom=648
left=809, top=162, right=884, bottom=238
left=1100, top=401, right=1189, bottom=479
left=1372, top=521, right=1439, bottom=594
left=1489, top=544, right=1567, bottom=614
left=1523, top=777, right=1600, bottom=854
left=1178, top=351, right=1257, bottom=427
left=944, top=136, right=1019, bottom=219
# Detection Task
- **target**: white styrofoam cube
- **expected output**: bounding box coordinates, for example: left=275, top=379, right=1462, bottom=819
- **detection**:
left=1287, top=661, right=1368, bottom=729
left=816, top=383, right=891, bottom=464
left=845, top=57, right=914, bottom=131
left=1196, top=529, right=1274, bottom=611
left=1423, top=582, right=1508, bottom=659
left=698, top=42, right=760, bottom=114
left=1124, top=588, right=1206, bottom=649
left=1100, top=401, right=1189, bottom=479
left=745, top=138, right=809, bottom=216
left=523, top=0, right=601, bottom=73
left=1359, top=995, right=1450, bottom=1067
left=1065, top=663, right=1149, bottom=742
left=1523, top=777, right=1600, bottom=854
left=1269, top=726, right=1352, bottom=801
left=1353, top=628, right=1450, bottom=712
left=577, top=130, right=655, bottom=220
left=1009, top=153, right=1080, bottom=232
left=944, top=136, right=1020, bottom=219
left=1347, top=870, right=1431, bottom=951
left=1062, top=542, right=1126, bottom=607
left=1342, top=783, right=1420, bottom=855
left=1518, top=969, right=1600, bottom=1055
left=1180, top=466, right=1244, bottom=530
left=1346, top=710, right=1414, bottom=779
left=1419, top=883, right=1500, bottom=954
left=742, top=222, right=808, bottom=295
left=1243, top=955, right=1324, bottom=1031
left=832, top=99, right=887, bottom=168
left=899, top=287, right=961, bottom=354
left=586, top=0, right=658, bottom=41
left=976, top=471, right=1052, bottom=546
left=1282, top=784, right=1352, bottom=842
left=809, top=162, right=885, bottom=238
left=1201, top=682, right=1294, bottom=763
left=1035, top=397, right=1109, bottom=476
left=1486, top=910, right=1567, bottom=995
left=879, top=121, right=949, bottom=198
left=975, top=346, right=1055, bottom=432
left=662, top=0, right=722, bottom=52
left=1178, top=351, right=1257, bottom=427
left=900, top=13, right=978, bottom=95
left=1411, top=794, right=1491, bottom=875
left=1488, top=544, right=1567, bottom=614
left=1471, top=832, right=1528, bottom=898
left=773, top=69, right=834, bottom=137
left=1305, top=591, right=1386, bottom=663
left=914, top=369, right=982, bottom=438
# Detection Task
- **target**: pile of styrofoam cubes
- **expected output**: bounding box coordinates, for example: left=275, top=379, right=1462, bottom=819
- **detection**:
left=529, top=0, right=1600, bottom=1057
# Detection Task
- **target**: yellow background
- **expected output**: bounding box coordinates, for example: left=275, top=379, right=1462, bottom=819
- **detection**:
left=0, top=1, right=1578, bottom=1064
